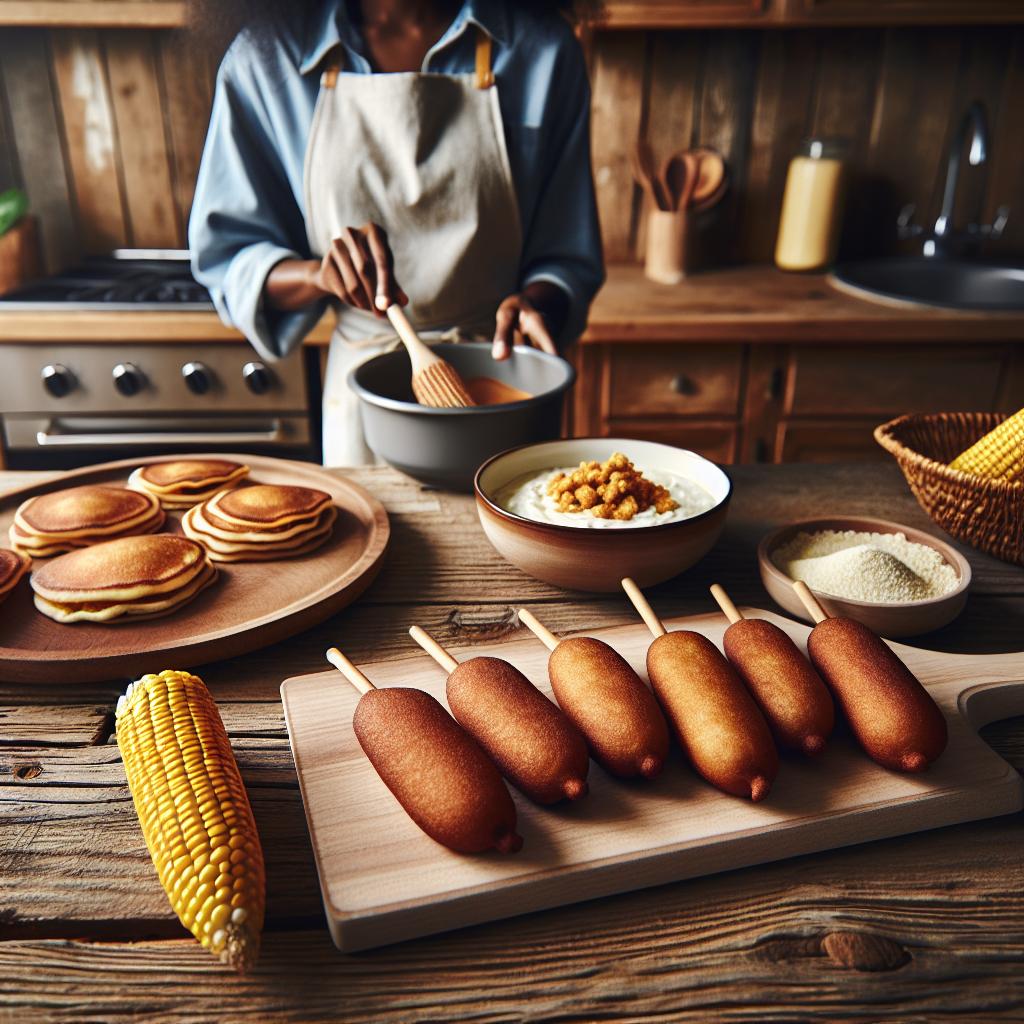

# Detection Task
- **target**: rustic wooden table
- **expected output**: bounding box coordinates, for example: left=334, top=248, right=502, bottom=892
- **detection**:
left=1, top=463, right=1022, bottom=1022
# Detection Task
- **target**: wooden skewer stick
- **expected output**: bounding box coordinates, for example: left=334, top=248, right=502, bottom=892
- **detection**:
left=325, top=647, right=375, bottom=695
left=517, top=608, right=559, bottom=652
left=792, top=580, right=828, bottom=624
left=709, top=583, right=744, bottom=624
left=409, top=625, right=459, bottom=674
left=621, top=577, right=666, bottom=638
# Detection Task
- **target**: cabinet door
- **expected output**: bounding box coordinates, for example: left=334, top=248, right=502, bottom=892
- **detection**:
left=786, top=345, right=1006, bottom=418
left=607, top=344, right=744, bottom=418
left=775, top=420, right=887, bottom=462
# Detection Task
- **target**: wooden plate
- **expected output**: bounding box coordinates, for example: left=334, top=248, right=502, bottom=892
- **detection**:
left=0, top=454, right=389, bottom=684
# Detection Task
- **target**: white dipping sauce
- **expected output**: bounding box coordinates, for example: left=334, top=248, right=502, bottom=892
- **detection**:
left=496, top=465, right=715, bottom=529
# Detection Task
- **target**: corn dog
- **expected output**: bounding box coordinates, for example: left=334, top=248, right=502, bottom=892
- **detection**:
left=328, top=648, right=522, bottom=854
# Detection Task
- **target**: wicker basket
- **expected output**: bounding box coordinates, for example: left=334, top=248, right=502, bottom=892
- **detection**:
left=874, top=412, right=1024, bottom=566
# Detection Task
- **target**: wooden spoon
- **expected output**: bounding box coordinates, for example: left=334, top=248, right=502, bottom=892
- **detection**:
left=636, top=139, right=670, bottom=211
left=664, top=153, right=698, bottom=212
left=379, top=301, right=475, bottom=408
left=690, top=148, right=727, bottom=210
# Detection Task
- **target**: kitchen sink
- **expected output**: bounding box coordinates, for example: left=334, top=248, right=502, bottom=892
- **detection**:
left=831, top=257, right=1024, bottom=311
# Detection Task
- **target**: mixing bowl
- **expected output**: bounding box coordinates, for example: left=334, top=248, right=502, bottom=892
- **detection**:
left=349, top=342, right=575, bottom=491
left=475, top=438, right=731, bottom=592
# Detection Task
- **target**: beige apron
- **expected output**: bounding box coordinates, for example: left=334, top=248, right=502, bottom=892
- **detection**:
left=304, top=28, right=523, bottom=466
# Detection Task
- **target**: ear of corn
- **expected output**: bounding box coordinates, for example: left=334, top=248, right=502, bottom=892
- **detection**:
left=116, top=670, right=265, bottom=972
left=949, top=408, right=1024, bottom=482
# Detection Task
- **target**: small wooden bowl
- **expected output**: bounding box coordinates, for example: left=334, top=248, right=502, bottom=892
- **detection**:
left=757, top=515, right=972, bottom=638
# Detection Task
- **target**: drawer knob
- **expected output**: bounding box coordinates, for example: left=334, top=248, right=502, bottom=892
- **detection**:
left=670, top=374, right=697, bottom=396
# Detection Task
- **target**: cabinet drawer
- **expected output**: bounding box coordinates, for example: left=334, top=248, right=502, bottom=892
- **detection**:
left=776, top=419, right=888, bottom=462
left=604, top=420, right=738, bottom=463
left=607, top=345, right=744, bottom=417
left=787, top=345, right=1006, bottom=417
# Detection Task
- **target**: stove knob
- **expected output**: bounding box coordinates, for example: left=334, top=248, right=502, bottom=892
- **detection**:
left=113, top=362, right=145, bottom=397
left=182, top=361, right=212, bottom=395
left=243, top=360, right=272, bottom=395
left=41, top=363, right=75, bottom=398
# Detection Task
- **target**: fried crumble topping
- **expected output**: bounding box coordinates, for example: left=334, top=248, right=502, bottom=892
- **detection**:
left=545, top=453, right=679, bottom=521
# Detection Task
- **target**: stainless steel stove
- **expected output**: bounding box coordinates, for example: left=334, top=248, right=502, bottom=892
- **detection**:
left=0, top=251, right=320, bottom=469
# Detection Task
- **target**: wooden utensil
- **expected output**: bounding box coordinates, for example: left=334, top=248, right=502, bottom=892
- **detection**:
left=635, top=139, right=670, bottom=211
left=662, top=152, right=698, bottom=213
left=382, top=303, right=476, bottom=408
left=282, top=608, right=1024, bottom=952
left=690, top=148, right=727, bottom=210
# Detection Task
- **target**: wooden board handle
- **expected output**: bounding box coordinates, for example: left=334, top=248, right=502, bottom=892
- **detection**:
left=326, top=647, right=375, bottom=695
left=517, top=608, right=559, bottom=652
left=710, top=583, right=744, bottom=624
left=409, top=626, right=459, bottom=674
left=792, top=581, right=828, bottom=624
left=621, top=578, right=666, bottom=638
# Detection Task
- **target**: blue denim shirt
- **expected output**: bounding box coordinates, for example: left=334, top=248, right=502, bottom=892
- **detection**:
left=189, top=0, right=605, bottom=359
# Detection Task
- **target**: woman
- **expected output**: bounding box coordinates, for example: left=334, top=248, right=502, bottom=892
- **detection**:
left=190, top=0, right=604, bottom=465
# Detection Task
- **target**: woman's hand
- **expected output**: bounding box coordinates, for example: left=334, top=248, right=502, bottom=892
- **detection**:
left=265, top=223, right=407, bottom=316
left=492, top=281, right=568, bottom=361
left=315, top=223, right=408, bottom=316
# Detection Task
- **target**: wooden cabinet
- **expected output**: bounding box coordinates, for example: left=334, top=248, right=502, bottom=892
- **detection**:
left=574, top=339, right=1023, bottom=465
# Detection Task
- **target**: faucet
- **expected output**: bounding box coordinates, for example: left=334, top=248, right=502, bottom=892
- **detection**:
left=898, top=100, right=1009, bottom=258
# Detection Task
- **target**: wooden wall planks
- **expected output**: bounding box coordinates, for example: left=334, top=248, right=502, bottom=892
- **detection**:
left=593, top=23, right=1024, bottom=268
left=0, top=23, right=1021, bottom=270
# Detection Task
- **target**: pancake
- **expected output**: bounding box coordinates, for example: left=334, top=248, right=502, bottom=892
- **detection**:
left=182, top=505, right=336, bottom=560
left=16, top=486, right=160, bottom=536
left=32, top=534, right=208, bottom=605
left=135, top=459, right=249, bottom=492
left=11, top=485, right=165, bottom=556
left=128, top=460, right=249, bottom=510
left=206, top=485, right=331, bottom=529
left=0, top=548, right=30, bottom=603
left=9, top=510, right=165, bottom=558
left=186, top=499, right=332, bottom=545
left=34, top=561, right=218, bottom=623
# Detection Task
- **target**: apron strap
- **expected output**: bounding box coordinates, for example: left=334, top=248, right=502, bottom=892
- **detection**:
left=320, top=30, right=493, bottom=91
left=474, top=29, right=494, bottom=90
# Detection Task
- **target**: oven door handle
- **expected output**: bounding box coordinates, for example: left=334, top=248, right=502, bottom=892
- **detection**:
left=35, top=420, right=286, bottom=447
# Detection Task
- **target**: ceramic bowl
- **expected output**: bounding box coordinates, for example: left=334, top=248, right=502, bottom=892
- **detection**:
left=349, top=342, right=575, bottom=491
left=474, top=438, right=731, bottom=592
left=758, top=515, right=972, bottom=638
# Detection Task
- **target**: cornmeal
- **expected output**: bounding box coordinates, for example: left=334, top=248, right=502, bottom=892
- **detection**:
left=545, top=453, right=679, bottom=521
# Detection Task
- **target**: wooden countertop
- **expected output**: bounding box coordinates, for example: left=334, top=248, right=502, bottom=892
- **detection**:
left=1, top=462, right=1022, bottom=1021
left=3, top=264, right=1023, bottom=345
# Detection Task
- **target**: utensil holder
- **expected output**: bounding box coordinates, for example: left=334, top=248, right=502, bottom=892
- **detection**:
left=644, top=209, right=691, bottom=284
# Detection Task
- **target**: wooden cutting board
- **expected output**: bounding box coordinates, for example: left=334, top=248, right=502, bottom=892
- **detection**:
left=0, top=454, right=389, bottom=683
left=281, top=609, right=1024, bottom=953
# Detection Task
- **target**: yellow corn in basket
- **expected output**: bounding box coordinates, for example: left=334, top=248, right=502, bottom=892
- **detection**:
left=116, top=670, right=265, bottom=971
left=875, top=412, right=1024, bottom=566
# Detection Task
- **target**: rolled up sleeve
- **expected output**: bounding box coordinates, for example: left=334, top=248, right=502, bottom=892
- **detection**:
left=519, top=37, right=604, bottom=342
left=189, top=49, right=325, bottom=360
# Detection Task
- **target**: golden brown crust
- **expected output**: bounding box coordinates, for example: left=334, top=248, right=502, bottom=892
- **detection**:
left=16, top=485, right=159, bottom=535
left=137, top=459, right=248, bottom=490
left=447, top=657, right=590, bottom=805
left=0, top=547, right=30, bottom=601
left=353, top=688, right=521, bottom=854
left=807, top=617, right=948, bottom=772
left=647, top=630, right=778, bottom=800
left=548, top=636, right=669, bottom=779
left=210, top=485, right=331, bottom=527
left=723, top=618, right=835, bottom=756
left=31, top=534, right=206, bottom=599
